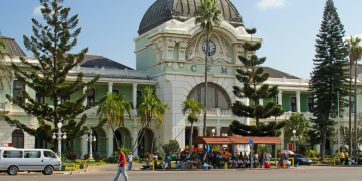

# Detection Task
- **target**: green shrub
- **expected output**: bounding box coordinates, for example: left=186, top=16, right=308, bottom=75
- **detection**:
left=65, top=152, right=77, bottom=161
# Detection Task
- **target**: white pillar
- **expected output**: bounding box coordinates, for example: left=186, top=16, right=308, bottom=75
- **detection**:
left=246, top=98, right=250, bottom=106
left=296, top=91, right=301, bottom=113
left=108, top=82, right=113, bottom=93
left=83, top=86, right=87, bottom=106
left=132, top=84, right=138, bottom=117
left=80, top=135, right=87, bottom=159
left=132, top=126, right=138, bottom=156
left=278, top=90, right=283, bottom=105
left=132, top=83, right=137, bottom=109
left=107, top=129, right=114, bottom=157
left=216, top=126, right=221, bottom=137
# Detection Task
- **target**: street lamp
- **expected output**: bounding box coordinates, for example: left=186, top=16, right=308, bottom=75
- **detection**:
left=290, top=129, right=299, bottom=152
left=87, top=129, right=97, bottom=161
left=211, top=128, right=216, bottom=137
left=52, top=122, right=67, bottom=159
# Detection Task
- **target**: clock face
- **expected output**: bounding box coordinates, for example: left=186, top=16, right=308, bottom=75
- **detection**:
left=202, top=40, right=216, bottom=56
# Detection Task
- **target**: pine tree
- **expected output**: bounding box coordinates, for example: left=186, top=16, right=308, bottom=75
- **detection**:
left=309, top=0, right=348, bottom=159
left=4, top=0, right=100, bottom=150
left=230, top=28, right=285, bottom=137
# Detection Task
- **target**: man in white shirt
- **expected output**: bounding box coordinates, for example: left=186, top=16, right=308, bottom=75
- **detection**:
left=128, top=154, right=133, bottom=171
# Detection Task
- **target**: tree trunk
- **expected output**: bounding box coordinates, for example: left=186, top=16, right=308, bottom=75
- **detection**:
left=189, top=122, right=194, bottom=155
left=354, top=62, right=358, bottom=151
left=320, top=127, right=327, bottom=160
left=131, top=115, right=151, bottom=154
left=130, top=122, right=147, bottom=154
left=122, top=123, right=126, bottom=149
left=111, top=124, right=120, bottom=151
left=349, top=62, right=353, bottom=156
left=203, top=33, right=209, bottom=136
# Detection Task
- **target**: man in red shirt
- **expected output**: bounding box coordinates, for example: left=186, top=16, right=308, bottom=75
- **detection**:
left=114, top=150, right=128, bottom=181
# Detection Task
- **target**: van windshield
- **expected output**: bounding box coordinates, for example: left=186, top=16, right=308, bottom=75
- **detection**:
left=44, top=151, right=57, bottom=158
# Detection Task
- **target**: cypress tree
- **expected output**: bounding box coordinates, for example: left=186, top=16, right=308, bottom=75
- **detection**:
left=309, top=0, right=348, bottom=158
left=230, top=28, right=285, bottom=137
left=4, top=0, right=100, bottom=149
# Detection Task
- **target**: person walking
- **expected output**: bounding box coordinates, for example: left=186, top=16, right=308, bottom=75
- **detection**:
left=128, top=154, right=133, bottom=171
left=114, top=150, right=129, bottom=181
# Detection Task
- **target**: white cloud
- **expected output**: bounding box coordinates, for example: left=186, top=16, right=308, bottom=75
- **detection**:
left=257, top=0, right=288, bottom=11
left=33, top=6, right=43, bottom=17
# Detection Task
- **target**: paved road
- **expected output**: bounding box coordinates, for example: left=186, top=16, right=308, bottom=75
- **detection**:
left=1, top=166, right=362, bottom=181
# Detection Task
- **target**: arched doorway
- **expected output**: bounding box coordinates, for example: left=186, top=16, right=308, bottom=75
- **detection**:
left=185, top=127, right=199, bottom=149
left=88, top=128, right=107, bottom=157
left=187, top=82, right=231, bottom=109
left=138, top=128, right=154, bottom=156
left=12, top=129, right=24, bottom=148
left=113, top=127, right=132, bottom=151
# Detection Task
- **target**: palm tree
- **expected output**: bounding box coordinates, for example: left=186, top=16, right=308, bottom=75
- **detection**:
left=0, top=36, right=12, bottom=89
left=182, top=99, right=204, bottom=154
left=347, top=36, right=362, bottom=150
left=195, top=0, right=221, bottom=136
left=133, top=87, right=167, bottom=153
left=97, top=93, right=132, bottom=150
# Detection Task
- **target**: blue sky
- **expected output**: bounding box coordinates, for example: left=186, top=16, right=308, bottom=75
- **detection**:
left=0, top=0, right=361, bottom=79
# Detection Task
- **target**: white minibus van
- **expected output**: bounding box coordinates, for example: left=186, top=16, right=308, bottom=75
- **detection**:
left=0, top=147, right=61, bottom=175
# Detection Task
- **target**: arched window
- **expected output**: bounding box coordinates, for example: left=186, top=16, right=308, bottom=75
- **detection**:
left=187, top=83, right=231, bottom=109
left=12, top=129, right=24, bottom=148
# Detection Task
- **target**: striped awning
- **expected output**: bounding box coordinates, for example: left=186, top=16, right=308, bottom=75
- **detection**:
left=193, top=136, right=281, bottom=145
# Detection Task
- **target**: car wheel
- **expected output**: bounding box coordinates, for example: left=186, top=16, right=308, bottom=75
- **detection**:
left=7, top=166, right=18, bottom=176
left=42, top=166, right=53, bottom=175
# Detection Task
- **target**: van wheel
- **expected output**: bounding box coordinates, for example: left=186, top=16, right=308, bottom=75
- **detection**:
left=7, top=166, right=18, bottom=176
left=42, top=166, right=53, bottom=175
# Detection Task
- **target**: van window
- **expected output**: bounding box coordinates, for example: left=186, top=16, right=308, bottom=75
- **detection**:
left=24, top=151, right=41, bottom=158
left=44, top=151, right=56, bottom=158
left=3, top=151, right=23, bottom=158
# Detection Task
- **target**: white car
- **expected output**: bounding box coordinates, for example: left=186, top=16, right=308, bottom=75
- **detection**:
left=0, top=147, right=61, bottom=175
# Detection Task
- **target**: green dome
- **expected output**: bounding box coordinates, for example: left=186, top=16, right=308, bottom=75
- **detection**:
left=138, top=0, right=243, bottom=35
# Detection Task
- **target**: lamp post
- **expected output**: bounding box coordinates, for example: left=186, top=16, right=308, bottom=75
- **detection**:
left=87, top=129, right=97, bottom=161
left=52, top=122, right=67, bottom=159
left=290, top=129, right=299, bottom=152
left=211, top=128, right=216, bottom=137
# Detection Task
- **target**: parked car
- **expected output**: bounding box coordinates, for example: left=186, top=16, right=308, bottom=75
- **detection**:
left=0, top=147, right=61, bottom=175
left=293, top=154, right=312, bottom=165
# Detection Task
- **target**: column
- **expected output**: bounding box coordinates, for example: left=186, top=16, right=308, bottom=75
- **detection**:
left=132, top=83, right=137, bottom=109
left=108, top=82, right=113, bottom=93
left=25, top=84, right=29, bottom=104
left=278, top=90, right=283, bottom=105
left=107, top=129, right=114, bottom=157
left=80, top=135, right=88, bottom=159
left=216, top=126, right=221, bottom=137
left=216, top=120, right=221, bottom=136
left=296, top=91, right=301, bottom=113
left=259, top=99, right=263, bottom=106
left=83, top=86, right=87, bottom=106
left=132, top=126, right=139, bottom=156
left=132, top=84, right=137, bottom=116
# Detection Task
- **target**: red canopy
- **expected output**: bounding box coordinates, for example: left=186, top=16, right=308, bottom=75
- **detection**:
left=193, top=136, right=281, bottom=145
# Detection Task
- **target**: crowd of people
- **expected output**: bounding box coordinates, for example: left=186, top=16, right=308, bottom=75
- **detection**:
left=173, top=150, right=275, bottom=169
left=338, top=150, right=361, bottom=165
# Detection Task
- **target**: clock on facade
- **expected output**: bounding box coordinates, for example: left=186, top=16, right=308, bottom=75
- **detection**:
left=202, top=40, right=216, bottom=56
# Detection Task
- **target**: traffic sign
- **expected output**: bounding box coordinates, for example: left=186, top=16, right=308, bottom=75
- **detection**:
left=249, top=137, right=254, bottom=145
